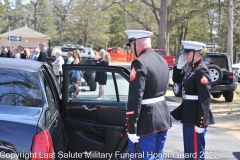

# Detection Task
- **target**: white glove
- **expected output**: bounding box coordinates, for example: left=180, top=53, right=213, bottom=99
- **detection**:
left=177, top=54, right=187, bottom=69
left=127, top=133, right=140, bottom=143
left=195, top=126, right=205, bottom=134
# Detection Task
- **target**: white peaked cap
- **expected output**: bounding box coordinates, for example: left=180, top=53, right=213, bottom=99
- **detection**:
left=182, top=41, right=206, bottom=50
left=124, top=30, right=153, bottom=40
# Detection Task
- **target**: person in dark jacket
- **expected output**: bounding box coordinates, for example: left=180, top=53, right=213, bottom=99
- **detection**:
left=37, top=42, right=48, bottom=62
left=171, top=41, right=214, bottom=160
left=124, top=30, right=172, bottom=160
left=0, top=46, right=6, bottom=57
left=6, top=46, right=14, bottom=58
left=95, top=49, right=110, bottom=100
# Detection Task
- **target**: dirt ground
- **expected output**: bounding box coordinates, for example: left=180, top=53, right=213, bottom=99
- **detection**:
left=210, top=85, right=240, bottom=139
left=166, top=85, right=240, bottom=139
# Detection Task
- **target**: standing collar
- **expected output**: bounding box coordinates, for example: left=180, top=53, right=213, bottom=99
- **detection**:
left=139, top=48, right=154, bottom=56
left=191, top=59, right=202, bottom=68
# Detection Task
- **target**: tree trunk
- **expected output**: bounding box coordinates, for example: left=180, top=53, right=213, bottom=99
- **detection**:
left=227, top=0, right=233, bottom=64
left=34, top=3, right=37, bottom=31
left=158, top=0, right=168, bottom=50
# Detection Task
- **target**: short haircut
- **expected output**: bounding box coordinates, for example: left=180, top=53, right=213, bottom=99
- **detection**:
left=56, top=50, right=62, bottom=56
left=100, top=49, right=106, bottom=55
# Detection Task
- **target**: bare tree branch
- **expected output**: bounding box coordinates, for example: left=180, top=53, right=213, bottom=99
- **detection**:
left=113, top=1, right=157, bottom=35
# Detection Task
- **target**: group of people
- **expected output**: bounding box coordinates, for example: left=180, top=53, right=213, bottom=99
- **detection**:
left=0, top=43, right=48, bottom=62
left=54, top=48, right=111, bottom=99
left=124, top=30, right=214, bottom=160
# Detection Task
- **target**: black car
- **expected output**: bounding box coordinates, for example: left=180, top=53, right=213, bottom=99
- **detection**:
left=173, top=53, right=237, bottom=102
left=0, top=58, right=130, bottom=160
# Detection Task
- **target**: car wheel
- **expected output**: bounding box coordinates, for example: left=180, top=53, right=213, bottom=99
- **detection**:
left=173, top=83, right=182, bottom=97
left=224, top=91, right=234, bottom=102
left=89, top=81, right=97, bottom=91
left=211, top=93, right=222, bottom=98
left=88, top=76, right=97, bottom=91
left=208, top=65, right=223, bottom=86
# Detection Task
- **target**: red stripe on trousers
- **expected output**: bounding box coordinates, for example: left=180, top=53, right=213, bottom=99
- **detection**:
left=194, top=130, right=198, bottom=160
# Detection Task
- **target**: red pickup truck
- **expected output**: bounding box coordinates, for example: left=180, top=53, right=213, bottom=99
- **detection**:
left=153, top=48, right=175, bottom=68
left=154, top=49, right=175, bottom=85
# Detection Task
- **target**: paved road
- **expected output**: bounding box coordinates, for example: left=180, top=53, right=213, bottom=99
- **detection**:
left=165, top=99, right=240, bottom=160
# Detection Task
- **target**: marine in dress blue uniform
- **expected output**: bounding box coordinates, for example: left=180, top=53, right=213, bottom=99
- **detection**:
left=171, top=41, right=215, bottom=160
left=124, top=30, right=172, bottom=160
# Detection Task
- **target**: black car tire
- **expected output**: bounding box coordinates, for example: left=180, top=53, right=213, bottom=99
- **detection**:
left=224, top=91, right=234, bottom=102
left=173, top=83, right=182, bottom=97
left=208, top=65, right=223, bottom=86
left=88, top=78, right=97, bottom=91
left=211, top=93, right=222, bottom=98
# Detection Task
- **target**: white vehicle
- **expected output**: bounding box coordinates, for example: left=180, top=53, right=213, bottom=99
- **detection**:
left=51, top=44, right=96, bottom=64
left=232, top=63, right=240, bottom=83
left=51, top=44, right=97, bottom=91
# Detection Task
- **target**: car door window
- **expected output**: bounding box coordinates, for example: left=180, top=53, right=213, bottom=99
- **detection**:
left=0, top=68, right=42, bottom=107
left=44, top=80, right=57, bottom=127
left=204, top=55, right=228, bottom=70
left=45, top=65, right=62, bottom=97
left=67, top=69, right=129, bottom=102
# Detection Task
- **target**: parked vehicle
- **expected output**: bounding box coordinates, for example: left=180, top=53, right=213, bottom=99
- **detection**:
left=50, top=44, right=97, bottom=91
left=173, top=53, right=237, bottom=102
left=0, top=58, right=131, bottom=160
left=232, top=63, right=240, bottom=83
left=154, top=49, right=175, bottom=85
left=153, top=49, right=175, bottom=67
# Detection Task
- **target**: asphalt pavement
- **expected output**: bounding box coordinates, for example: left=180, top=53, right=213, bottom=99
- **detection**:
left=165, top=100, right=240, bottom=160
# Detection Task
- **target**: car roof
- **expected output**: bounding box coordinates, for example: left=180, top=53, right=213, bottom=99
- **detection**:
left=0, top=58, right=43, bottom=72
left=206, top=52, right=229, bottom=55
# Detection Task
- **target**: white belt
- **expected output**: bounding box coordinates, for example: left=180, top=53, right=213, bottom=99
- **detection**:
left=183, top=94, right=198, bottom=100
left=141, top=96, right=165, bottom=105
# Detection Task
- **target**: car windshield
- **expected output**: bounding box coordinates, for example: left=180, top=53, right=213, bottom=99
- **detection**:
left=61, top=45, right=85, bottom=53
left=155, top=51, right=165, bottom=56
left=0, top=69, right=42, bottom=107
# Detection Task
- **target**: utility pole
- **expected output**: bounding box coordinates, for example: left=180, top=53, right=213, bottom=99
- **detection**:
left=227, top=0, right=233, bottom=64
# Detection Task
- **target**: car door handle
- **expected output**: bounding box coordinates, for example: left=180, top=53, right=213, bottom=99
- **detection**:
left=82, top=105, right=96, bottom=111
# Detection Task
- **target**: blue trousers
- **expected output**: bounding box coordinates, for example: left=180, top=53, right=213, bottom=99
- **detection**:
left=183, top=125, right=207, bottom=160
left=128, top=131, right=168, bottom=160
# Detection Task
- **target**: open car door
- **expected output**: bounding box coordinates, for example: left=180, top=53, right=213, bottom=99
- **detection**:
left=62, top=64, right=130, bottom=159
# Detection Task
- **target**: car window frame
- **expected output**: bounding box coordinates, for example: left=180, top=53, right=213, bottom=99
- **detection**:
left=62, top=65, right=130, bottom=112
left=41, top=66, right=61, bottom=111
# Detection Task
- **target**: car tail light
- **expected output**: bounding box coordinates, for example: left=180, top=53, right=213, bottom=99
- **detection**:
left=31, top=130, right=54, bottom=160
left=228, top=72, right=234, bottom=82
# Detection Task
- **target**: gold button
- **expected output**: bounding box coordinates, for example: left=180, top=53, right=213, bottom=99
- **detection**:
left=200, top=121, right=202, bottom=123
left=200, top=125, right=202, bottom=127
left=201, top=117, right=204, bottom=119
left=125, top=124, right=127, bottom=126
left=126, top=129, right=128, bottom=132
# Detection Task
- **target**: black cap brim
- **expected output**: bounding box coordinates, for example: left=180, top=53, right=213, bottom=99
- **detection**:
left=181, top=49, right=194, bottom=54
